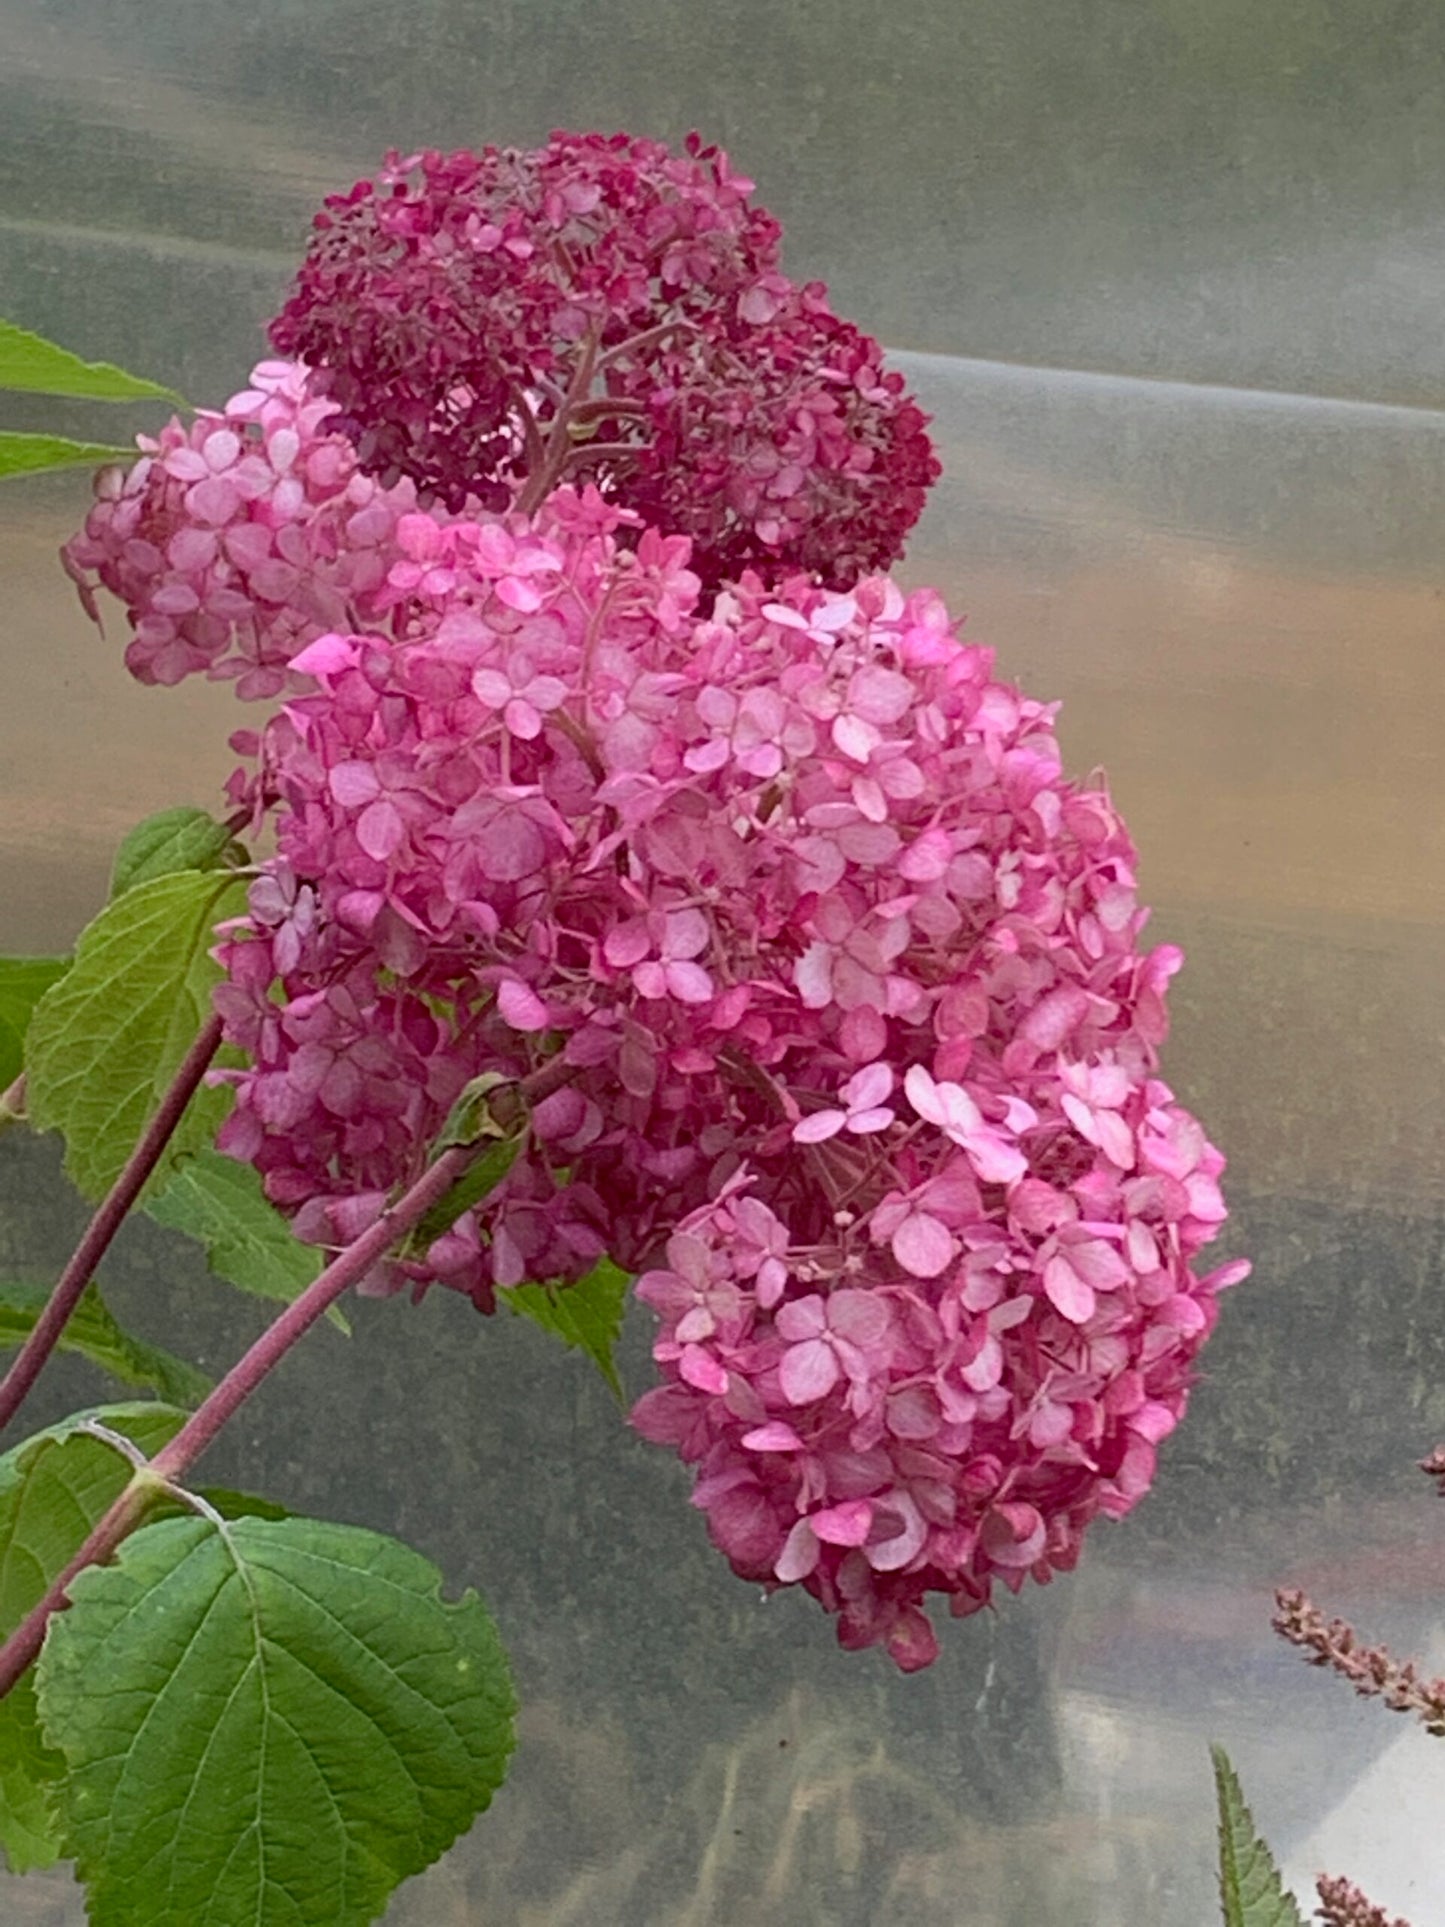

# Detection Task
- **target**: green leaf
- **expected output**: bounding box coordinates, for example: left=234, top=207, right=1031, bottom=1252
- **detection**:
left=0, top=1675, right=65, bottom=1873
left=500, top=1257, right=631, bottom=1400
left=401, top=1133, right=523, bottom=1260
left=145, top=1151, right=347, bottom=1330
left=0, top=431, right=136, bottom=480
left=0, top=955, right=69, bottom=1090
left=25, top=869, right=247, bottom=1200
left=37, top=1512, right=516, bottom=1927
left=109, top=806, right=244, bottom=901
left=0, top=1281, right=210, bottom=1408
left=0, top=1406, right=282, bottom=1877
left=436, top=1071, right=514, bottom=1151
left=0, top=319, right=183, bottom=404
left=0, top=1404, right=188, bottom=1635
left=1211, top=1745, right=1307, bottom=1927
left=0, top=1408, right=187, bottom=1875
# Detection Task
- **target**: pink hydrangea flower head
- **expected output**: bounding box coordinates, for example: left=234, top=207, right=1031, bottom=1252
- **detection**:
left=267, top=133, right=939, bottom=589
left=211, top=521, right=1245, bottom=1663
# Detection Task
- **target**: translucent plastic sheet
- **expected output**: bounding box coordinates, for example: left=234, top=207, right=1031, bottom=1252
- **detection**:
left=2, top=6, right=1442, bottom=1922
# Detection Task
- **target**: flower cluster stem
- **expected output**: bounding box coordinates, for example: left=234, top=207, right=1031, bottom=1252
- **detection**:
left=0, top=1013, right=226, bottom=1437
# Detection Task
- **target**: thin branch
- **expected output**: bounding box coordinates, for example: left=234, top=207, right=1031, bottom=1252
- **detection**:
left=562, top=440, right=645, bottom=471
left=0, top=1053, right=575, bottom=1697
left=0, top=1013, right=225, bottom=1436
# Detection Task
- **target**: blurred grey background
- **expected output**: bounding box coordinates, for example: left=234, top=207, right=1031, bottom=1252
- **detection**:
left=1, top=2, right=1443, bottom=1921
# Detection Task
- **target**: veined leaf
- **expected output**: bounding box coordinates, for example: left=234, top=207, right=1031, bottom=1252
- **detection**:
left=0, top=319, right=183, bottom=404
left=0, top=955, right=69, bottom=1090
left=0, top=1405, right=188, bottom=1871
left=0, top=1281, right=210, bottom=1408
left=0, top=431, right=134, bottom=481
left=0, top=1676, right=65, bottom=1872
left=145, top=1151, right=347, bottom=1331
left=1211, top=1744, right=1306, bottom=1927
left=25, top=869, right=247, bottom=1200
left=110, top=806, right=244, bottom=901
left=0, top=1403, right=188, bottom=1635
left=500, top=1257, right=631, bottom=1400
left=0, top=1405, right=287, bottom=1877
left=37, top=1513, right=516, bottom=1927
left=401, top=1133, right=524, bottom=1260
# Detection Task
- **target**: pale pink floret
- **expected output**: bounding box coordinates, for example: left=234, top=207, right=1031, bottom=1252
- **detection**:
left=904, top=1064, right=1028, bottom=1185
left=792, top=1062, right=895, bottom=1143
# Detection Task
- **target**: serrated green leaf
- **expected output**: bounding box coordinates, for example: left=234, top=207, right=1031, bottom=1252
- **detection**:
left=500, top=1257, right=630, bottom=1400
left=0, top=1409, right=184, bottom=1874
left=0, top=955, right=69, bottom=1090
left=401, top=1133, right=524, bottom=1260
left=0, top=1281, right=210, bottom=1408
left=0, top=1407, right=284, bottom=1877
left=37, top=1512, right=516, bottom=1927
left=0, top=319, right=183, bottom=404
left=0, top=1674, right=65, bottom=1872
left=0, top=431, right=136, bottom=480
left=1211, top=1745, right=1307, bottom=1927
left=25, top=870, right=247, bottom=1200
left=0, top=1404, right=188, bottom=1635
left=144, top=1150, right=348, bottom=1330
left=109, top=806, right=244, bottom=901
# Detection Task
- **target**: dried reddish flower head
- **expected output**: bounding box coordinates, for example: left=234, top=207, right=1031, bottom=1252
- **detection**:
left=267, top=132, right=938, bottom=589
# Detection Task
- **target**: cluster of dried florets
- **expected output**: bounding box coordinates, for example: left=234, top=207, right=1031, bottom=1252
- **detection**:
left=268, top=133, right=939, bottom=588
left=63, top=132, right=1243, bottom=1669
left=1313, top=1875, right=1413, bottom=1927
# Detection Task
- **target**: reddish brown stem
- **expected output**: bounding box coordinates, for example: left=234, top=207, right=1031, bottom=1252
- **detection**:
left=0, top=1055, right=574, bottom=1697
left=0, top=1013, right=225, bottom=1436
